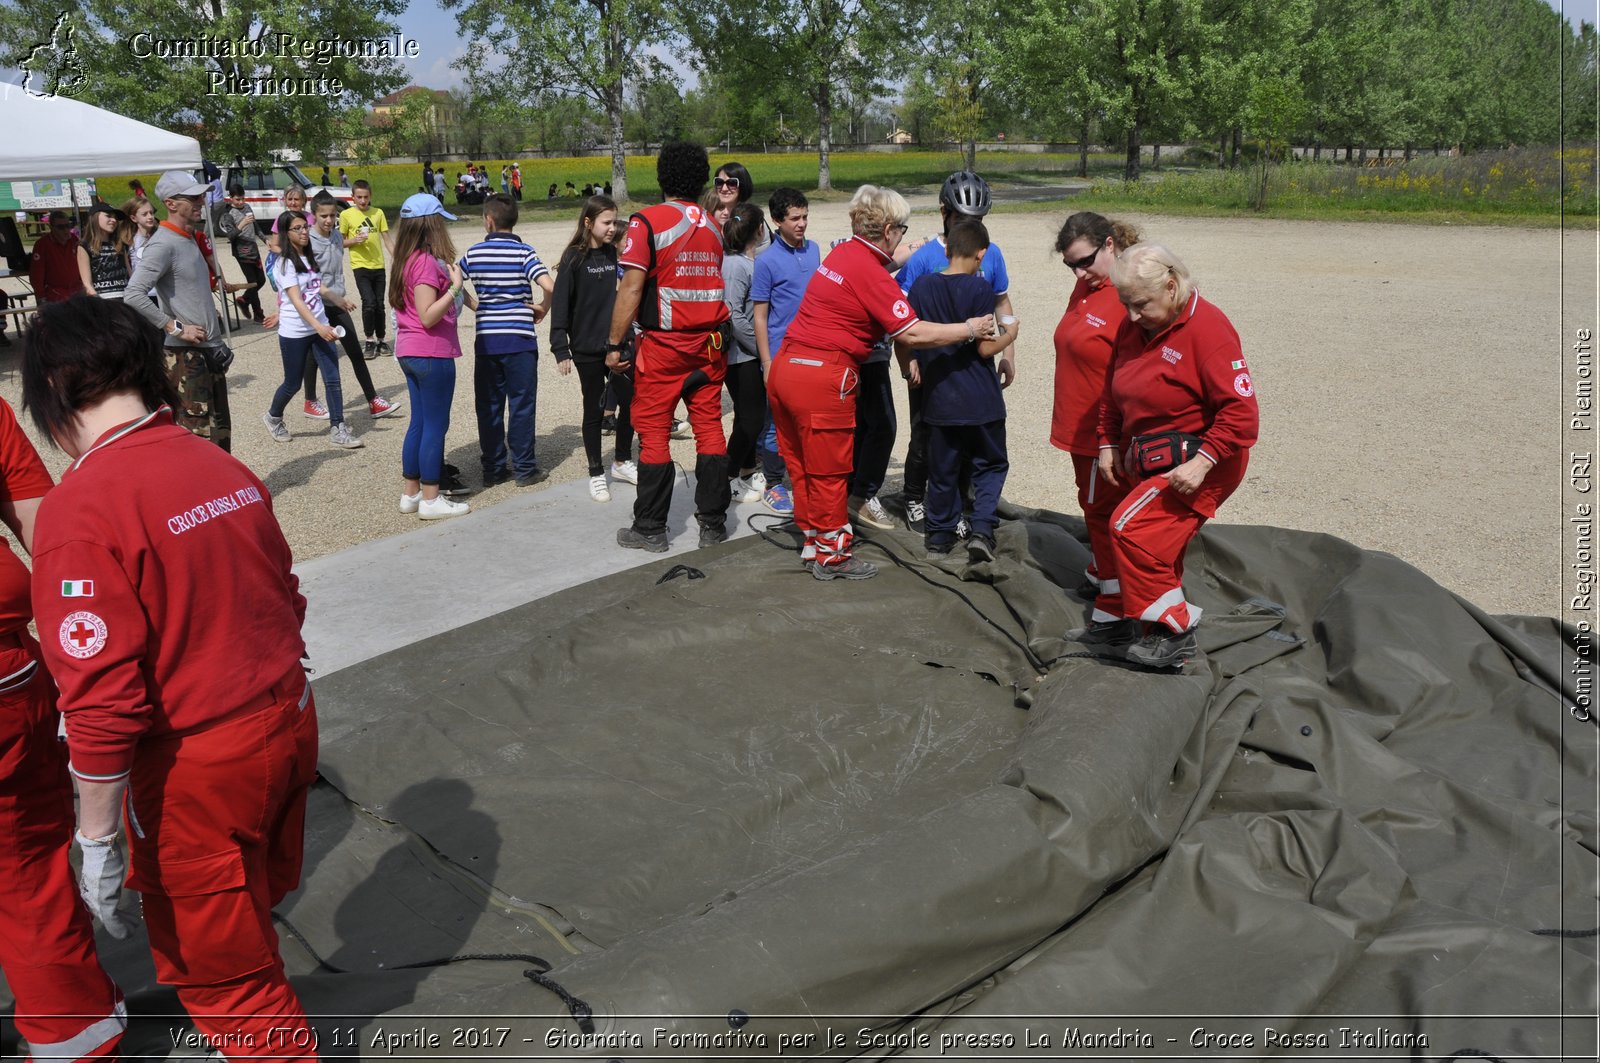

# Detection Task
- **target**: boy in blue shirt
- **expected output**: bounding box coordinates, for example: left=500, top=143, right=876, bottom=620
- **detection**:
left=896, top=171, right=1016, bottom=530
left=896, top=220, right=1020, bottom=562
left=459, top=193, right=554, bottom=486
left=749, top=187, right=817, bottom=515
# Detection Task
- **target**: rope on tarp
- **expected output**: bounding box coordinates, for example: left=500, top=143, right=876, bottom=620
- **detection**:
left=271, top=913, right=595, bottom=1033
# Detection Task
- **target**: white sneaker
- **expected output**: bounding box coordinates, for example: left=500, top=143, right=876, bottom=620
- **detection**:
left=329, top=422, right=364, bottom=449
left=589, top=475, right=611, bottom=502
left=729, top=474, right=762, bottom=504
left=262, top=412, right=291, bottom=443
left=399, top=491, right=421, bottom=514
left=748, top=470, right=767, bottom=494
left=906, top=499, right=926, bottom=525
left=610, top=460, right=638, bottom=485
left=670, top=419, right=693, bottom=439
left=852, top=495, right=895, bottom=530
left=418, top=495, right=470, bottom=520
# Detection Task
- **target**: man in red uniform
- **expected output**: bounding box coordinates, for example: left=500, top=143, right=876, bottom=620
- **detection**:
left=0, top=396, right=125, bottom=1062
left=1081, top=243, right=1258, bottom=669
left=23, top=298, right=320, bottom=1062
left=30, top=211, right=82, bottom=304
left=607, top=141, right=732, bottom=551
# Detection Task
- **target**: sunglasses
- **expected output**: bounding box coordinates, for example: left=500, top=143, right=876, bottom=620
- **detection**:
left=713, top=176, right=740, bottom=189
left=1064, top=241, right=1104, bottom=271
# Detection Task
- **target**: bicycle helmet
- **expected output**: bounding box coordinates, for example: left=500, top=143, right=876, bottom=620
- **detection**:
left=939, top=170, right=992, bottom=217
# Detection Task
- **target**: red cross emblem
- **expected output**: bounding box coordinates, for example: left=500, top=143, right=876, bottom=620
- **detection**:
left=59, top=611, right=107, bottom=660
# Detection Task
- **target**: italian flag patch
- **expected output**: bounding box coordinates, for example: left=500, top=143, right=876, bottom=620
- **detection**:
left=1231, top=360, right=1246, bottom=370
left=61, top=580, right=94, bottom=598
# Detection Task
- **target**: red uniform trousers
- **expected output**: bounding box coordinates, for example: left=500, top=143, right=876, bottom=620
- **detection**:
left=0, top=634, right=124, bottom=1063
left=767, top=352, right=859, bottom=566
left=1090, top=456, right=1245, bottom=632
left=126, top=666, right=319, bottom=1063
left=630, top=332, right=727, bottom=465
left=1071, top=453, right=1122, bottom=595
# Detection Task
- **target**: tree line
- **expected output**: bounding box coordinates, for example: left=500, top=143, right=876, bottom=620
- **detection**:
left=2, top=0, right=1592, bottom=199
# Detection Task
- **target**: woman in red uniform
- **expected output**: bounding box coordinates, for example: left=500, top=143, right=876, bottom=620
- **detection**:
left=22, top=297, right=320, bottom=1061
left=0, top=396, right=125, bottom=1061
left=769, top=184, right=994, bottom=580
left=1071, top=244, right=1259, bottom=669
left=1049, top=211, right=1142, bottom=605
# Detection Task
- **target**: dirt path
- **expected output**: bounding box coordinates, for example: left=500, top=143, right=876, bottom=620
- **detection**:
left=1, top=206, right=1573, bottom=618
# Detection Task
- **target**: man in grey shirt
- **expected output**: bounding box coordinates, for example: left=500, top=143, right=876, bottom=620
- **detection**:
left=124, top=170, right=232, bottom=451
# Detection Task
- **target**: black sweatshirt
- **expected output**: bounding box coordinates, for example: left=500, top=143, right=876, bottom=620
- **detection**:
left=549, top=244, right=619, bottom=363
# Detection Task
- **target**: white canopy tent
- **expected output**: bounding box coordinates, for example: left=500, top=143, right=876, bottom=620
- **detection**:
left=0, top=81, right=238, bottom=339
left=0, top=81, right=201, bottom=181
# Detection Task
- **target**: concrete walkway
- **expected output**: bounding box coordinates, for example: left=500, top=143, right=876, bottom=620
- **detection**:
left=297, top=470, right=776, bottom=677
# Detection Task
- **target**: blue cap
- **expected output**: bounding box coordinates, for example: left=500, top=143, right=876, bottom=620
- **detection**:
left=399, top=193, right=456, bottom=221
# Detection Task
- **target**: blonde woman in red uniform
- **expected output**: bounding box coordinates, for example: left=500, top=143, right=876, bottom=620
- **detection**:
left=1049, top=211, right=1141, bottom=604
left=1070, top=244, right=1259, bottom=669
left=769, top=185, right=994, bottom=580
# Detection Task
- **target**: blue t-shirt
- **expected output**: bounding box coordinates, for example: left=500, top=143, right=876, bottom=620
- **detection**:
left=750, top=237, right=819, bottom=354
left=908, top=272, right=1005, bottom=426
left=898, top=236, right=1010, bottom=298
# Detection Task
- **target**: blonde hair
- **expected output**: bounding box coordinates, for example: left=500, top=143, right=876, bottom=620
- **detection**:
left=848, top=184, right=910, bottom=241
left=1110, top=243, right=1194, bottom=305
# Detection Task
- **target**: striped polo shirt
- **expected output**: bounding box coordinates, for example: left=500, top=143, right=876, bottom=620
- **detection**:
left=459, top=231, right=551, bottom=355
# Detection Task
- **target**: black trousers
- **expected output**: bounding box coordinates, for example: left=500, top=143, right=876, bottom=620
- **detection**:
left=723, top=359, right=766, bottom=474
left=303, top=306, right=378, bottom=403
left=575, top=358, right=635, bottom=476
left=235, top=257, right=265, bottom=317
left=849, top=360, right=896, bottom=499
left=352, top=267, right=386, bottom=340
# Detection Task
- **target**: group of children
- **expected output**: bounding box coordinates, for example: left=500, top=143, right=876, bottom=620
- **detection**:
left=236, top=164, right=1018, bottom=550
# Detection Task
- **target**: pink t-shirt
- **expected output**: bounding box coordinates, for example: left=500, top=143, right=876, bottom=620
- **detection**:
left=395, top=251, right=462, bottom=359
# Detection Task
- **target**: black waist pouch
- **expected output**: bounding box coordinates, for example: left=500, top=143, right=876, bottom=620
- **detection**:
left=1130, top=431, right=1204, bottom=477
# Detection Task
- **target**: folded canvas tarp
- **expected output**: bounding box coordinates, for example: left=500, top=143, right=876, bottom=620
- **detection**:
left=12, top=513, right=1595, bottom=1061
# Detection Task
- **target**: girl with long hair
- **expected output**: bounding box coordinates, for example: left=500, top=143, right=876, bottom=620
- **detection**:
left=389, top=195, right=471, bottom=519
left=550, top=194, right=635, bottom=502
left=720, top=202, right=768, bottom=502
left=262, top=211, right=361, bottom=449
left=76, top=204, right=133, bottom=299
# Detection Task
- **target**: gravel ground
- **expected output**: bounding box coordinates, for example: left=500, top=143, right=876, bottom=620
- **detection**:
left=0, top=201, right=1572, bottom=619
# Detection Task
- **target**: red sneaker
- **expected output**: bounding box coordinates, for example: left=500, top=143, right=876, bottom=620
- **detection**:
left=369, top=395, right=403, bottom=418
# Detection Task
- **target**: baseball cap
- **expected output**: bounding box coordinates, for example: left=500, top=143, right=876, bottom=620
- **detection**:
left=153, top=170, right=209, bottom=200
left=400, top=193, right=456, bottom=221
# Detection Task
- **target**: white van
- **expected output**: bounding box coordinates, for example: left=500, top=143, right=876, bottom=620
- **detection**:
left=208, top=164, right=350, bottom=223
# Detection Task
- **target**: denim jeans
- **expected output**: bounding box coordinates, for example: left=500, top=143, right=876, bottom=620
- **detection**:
left=473, top=346, right=538, bottom=477
left=399, top=356, right=456, bottom=485
left=271, top=334, right=344, bottom=426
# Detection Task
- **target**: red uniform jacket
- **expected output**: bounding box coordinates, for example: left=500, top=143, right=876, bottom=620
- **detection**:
left=1051, top=276, right=1124, bottom=456
left=620, top=199, right=729, bottom=355
left=781, top=236, right=920, bottom=363
left=32, top=409, right=307, bottom=782
left=1098, top=292, right=1259, bottom=517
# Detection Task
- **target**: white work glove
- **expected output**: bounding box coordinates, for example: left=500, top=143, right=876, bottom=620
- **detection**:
left=75, top=830, right=133, bottom=939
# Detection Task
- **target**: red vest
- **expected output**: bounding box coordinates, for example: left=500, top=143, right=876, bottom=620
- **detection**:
left=620, top=200, right=729, bottom=334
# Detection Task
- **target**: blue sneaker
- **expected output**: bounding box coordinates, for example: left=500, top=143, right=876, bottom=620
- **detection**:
left=763, top=483, right=793, bottom=515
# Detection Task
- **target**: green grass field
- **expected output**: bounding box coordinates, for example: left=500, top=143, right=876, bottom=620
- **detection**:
left=108, top=146, right=1588, bottom=227
left=108, top=152, right=1107, bottom=220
